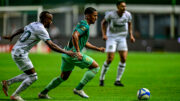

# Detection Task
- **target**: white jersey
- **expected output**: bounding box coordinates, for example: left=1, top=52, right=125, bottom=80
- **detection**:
left=12, top=22, right=50, bottom=55
left=105, top=10, right=132, bottom=37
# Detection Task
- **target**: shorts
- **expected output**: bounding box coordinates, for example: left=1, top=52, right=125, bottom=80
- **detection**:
left=12, top=54, right=34, bottom=71
left=105, top=36, right=128, bottom=52
left=60, top=53, right=94, bottom=72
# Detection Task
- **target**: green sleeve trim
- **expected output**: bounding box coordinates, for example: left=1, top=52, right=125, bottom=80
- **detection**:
left=44, top=39, right=51, bottom=42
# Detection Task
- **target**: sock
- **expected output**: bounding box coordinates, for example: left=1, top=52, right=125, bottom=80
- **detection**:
left=116, top=62, right=126, bottom=81
left=12, top=73, right=37, bottom=96
left=7, top=73, right=28, bottom=86
left=100, top=61, right=110, bottom=80
left=76, top=67, right=100, bottom=90
left=41, top=77, right=64, bottom=94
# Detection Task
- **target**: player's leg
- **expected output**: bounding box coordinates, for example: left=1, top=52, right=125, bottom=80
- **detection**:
left=9, top=55, right=37, bottom=101
left=114, top=51, right=127, bottom=86
left=39, top=71, right=72, bottom=99
left=99, top=52, right=115, bottom=86
left=1, top=55, right=30, bottom=96
left=2, top=73, right=28, bottom=86
left=115, top=38, right=128, bottom=86
left=39, top=56, right=74, bottom=99
left=11, top=68, right=38, bottom=101
left=100, top=37, right=116, bottom=86
left=2, top=73, right=28, bottom=96
left=74, top=56, right=100, bottom=98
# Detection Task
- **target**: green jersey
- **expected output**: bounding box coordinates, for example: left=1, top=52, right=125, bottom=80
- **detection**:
left=65, top=20, right=89, bottom=52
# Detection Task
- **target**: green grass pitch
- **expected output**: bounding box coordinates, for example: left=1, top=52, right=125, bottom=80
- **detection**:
left=0, top=51, right=180, bottom=101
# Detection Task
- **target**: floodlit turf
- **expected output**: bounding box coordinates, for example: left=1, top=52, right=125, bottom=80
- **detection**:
left=0, top=51, right=180, bottom=101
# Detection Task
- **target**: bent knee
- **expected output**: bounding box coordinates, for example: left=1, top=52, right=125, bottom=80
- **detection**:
left=26, top=73, right=38, bottom=85
left=89, top=61, right=99, bottom=68
left=61, top=76, right=68, bottom=81
left=60, top=72, right=71, bottom=81
left=30, top=73, right=38, bottom=82
left=106, top=59, right=113, bottom=64
left=107, top=57, right=114, bottom=64
left=91, top=67, right=100, bottom=74
left=121, top=58, right=126, bottom=63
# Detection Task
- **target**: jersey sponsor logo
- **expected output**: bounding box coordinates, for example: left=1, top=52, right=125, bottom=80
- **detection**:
left=109, top=19, right=127, bottom=33
left=111, top=19, right=127, bottom=27
left=109, top=45, right=113, bottom=49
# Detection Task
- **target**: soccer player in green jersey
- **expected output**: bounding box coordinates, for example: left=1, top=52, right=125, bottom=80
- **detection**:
left=38, top=7, right=105, bottom=99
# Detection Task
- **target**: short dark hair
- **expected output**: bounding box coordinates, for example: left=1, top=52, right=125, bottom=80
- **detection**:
left=39, top=11, right=51, bottom=22
left=84, top=7, right=97, bottom=15
left=116, top=0, right=125, bottom=7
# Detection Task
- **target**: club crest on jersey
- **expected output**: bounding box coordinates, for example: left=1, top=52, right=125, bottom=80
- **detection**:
left=80, top=26, right=86, bottom=31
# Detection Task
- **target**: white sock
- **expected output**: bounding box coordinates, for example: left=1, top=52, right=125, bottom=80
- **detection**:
left=116, top=62, right=126, bottom=81
left=12, top=73, right=38, bottom=96
left=7, top=73, right=28, bottom=86
left=100, top=61, right=110, bottom=80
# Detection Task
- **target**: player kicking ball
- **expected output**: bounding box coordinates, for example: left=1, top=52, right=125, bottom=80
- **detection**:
left=38, top=7, right=105, bottom=99
left=1, top=11, right=75, bottom=101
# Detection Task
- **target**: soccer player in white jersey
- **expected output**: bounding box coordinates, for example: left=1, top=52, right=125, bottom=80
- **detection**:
left=99, top=0, right=135, bottom=86
left=1, top=11, right=75, bottom=101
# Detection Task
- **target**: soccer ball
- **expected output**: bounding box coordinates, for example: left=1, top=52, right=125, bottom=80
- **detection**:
left=137, top=88, right=150, bottom=100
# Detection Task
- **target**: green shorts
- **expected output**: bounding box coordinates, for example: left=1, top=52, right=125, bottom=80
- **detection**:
left=61, top=53, right=94, bottom=72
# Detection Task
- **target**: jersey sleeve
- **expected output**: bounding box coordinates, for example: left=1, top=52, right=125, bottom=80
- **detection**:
left=75, top=24, right=89, bottom=35
left=24, top=25, right=28, bottom=31
left=36, top=28, right=51, bottom=41
left=104, top=11, right=111, bottom=22
left=127, top=12, right=132, bottom=22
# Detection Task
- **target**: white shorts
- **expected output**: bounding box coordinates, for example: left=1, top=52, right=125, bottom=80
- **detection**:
left=12, top=54, right=34, bottom=71
left=105, top=36, right=128, bottom=52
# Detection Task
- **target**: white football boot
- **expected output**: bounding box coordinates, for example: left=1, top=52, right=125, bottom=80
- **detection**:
left=10, top=95, right=24, bottom=101
left=73, top=88, right=89, bottom=98
left=38, top=93, right=51, bottom=99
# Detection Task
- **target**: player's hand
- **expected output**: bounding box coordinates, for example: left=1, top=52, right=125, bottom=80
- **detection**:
left=130, top=35, right=135, bottom=43
left=98, top=47, right=105, bottom=52
left=102, top=35, right=107, bottom=41
left=76, top=52, right=83, bottom=60
left=2, top=36, right=13, bottom=42
left=66, top=51, right=76, bottom=57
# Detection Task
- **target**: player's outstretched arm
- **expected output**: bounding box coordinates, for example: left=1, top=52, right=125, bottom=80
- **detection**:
left=101, top=19, right=108, bottom=41
left=45, top=40, right=75, bottom=57
left=85, top=41, right=105, bottom=52
left=3, top=27, right=24, bottom=41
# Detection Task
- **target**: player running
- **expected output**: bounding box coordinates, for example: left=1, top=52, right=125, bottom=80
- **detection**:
left=38, top=7, right=105, bottom=99
left=99, top=0, right=135, bottom=86
left=1, top=11, right=75, bottom=101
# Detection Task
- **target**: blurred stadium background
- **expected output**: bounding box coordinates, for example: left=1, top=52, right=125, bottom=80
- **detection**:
left=0, top=0, right=180, bottom=52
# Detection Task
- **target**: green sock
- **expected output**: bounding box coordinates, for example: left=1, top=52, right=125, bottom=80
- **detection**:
left=76, top=67, right=100, bottom=90
left=41, top=77, right=64, bottom=94
left=76, top=83, right=85, bottom=90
